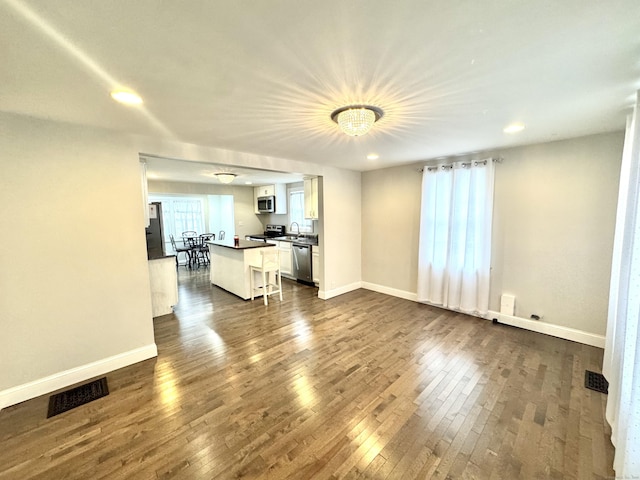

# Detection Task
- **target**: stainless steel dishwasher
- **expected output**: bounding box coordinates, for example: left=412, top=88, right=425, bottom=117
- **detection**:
left=292, top=243, right=313, bottom=285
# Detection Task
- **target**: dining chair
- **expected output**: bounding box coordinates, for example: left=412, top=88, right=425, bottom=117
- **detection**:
left=169, top=234, right=192, bottom=268
left=196, top=233, right=215, bottom=265
left=181, top=231, right=198, bottom=247
left=180, top=231, right=199, bottom=266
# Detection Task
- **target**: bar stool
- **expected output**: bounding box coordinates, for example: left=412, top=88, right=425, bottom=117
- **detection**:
left=249, top=249, right=282, bottom=306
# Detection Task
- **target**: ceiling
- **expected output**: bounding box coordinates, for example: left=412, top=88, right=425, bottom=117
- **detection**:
left=2, top=0, right=639, bottom=176
left=142, top=155, right=304, bottom=186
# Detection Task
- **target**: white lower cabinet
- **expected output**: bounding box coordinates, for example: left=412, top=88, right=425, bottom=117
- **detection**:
left=312, top=245, right=320, bottom=285
left=278, top=241, right=293, bottom=277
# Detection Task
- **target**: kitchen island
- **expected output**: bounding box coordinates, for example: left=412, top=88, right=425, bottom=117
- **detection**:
left=207, top=239, right=276, bottom=300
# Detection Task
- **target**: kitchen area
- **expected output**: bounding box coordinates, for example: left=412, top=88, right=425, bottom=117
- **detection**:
left=206, top=178, right=321, bottom=302
left=245, top=177, right=320, bottom=287
left=144, top=160, right=322, bottom=308
left=246, top=224, right=319, bottom=286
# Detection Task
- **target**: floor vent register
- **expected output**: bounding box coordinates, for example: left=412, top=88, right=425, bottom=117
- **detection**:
left=47, top=377, right=109, bottom=418
left=584, top=370, right=608, bottom=394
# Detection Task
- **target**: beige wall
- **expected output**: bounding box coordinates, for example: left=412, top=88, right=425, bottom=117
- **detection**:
left=361, top=132, right=623, bottom=336
left=147, top=180, right=263, bottom=239
left=362, top=164, right=422, bottom=293
left=0, top=112, right=156, bottom=394
left=490, top=132, right=622, bottom=335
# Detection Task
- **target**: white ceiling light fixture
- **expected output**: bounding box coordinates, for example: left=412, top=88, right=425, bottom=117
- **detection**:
left=215, top=173, right=237, bottom=184
left=331, top=105, right=384, bottom=137
left=367, top=153, right=379, bottom=160
left=110, top=89, right=143, bottom=105
left=503, top=123, right=525, bottom=133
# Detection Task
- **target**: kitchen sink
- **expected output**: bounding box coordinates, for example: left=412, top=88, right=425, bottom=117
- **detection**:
left=274, top=235, right=317, bottom=246
left=276, top=235, right=301, bottom=240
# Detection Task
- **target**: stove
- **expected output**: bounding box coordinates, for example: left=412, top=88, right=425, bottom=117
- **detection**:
left=247, top=224, right=285, bottom=242
left=265, top=224, right=286, bottom=237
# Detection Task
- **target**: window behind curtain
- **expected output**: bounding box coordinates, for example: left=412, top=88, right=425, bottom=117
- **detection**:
left=288, top=188, right=313, bottom=233
left=171, top=199, right=204, bottom=235
left=416, top=161, right=495, bottom=315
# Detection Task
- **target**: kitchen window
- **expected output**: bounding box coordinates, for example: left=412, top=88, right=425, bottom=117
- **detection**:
left=288, top=187, right=313, bottom=233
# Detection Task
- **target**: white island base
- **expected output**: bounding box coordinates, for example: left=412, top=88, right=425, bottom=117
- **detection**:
left=208, top=240, right=277, bottom=300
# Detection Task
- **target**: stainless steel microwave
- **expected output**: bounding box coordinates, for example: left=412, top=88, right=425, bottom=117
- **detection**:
left=257, top=195, right=275, bottom=213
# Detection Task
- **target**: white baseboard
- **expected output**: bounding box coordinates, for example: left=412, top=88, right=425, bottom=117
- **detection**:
left=353, top=281, right=605, bottom=348
left=361, top=282, right=418, bottom=302
left=0, top=343, right=158, bottom=410
left=486, top=311, right=605, bottom=348
left=319, top=281, right=362, bottom=300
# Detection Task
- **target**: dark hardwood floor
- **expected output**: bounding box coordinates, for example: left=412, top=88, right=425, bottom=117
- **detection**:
left=0, top=267, right=614, bottom=479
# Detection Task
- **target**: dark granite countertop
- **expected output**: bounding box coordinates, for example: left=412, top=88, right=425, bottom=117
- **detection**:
left=207, top=239, right=277, bottom=250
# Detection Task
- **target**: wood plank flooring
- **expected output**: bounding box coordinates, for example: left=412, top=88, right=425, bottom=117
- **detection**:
left=0, top=268, right=615, bottom=479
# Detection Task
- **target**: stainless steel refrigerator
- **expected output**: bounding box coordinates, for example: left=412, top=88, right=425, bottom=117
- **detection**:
left=145, top=202, right=165, bottom=259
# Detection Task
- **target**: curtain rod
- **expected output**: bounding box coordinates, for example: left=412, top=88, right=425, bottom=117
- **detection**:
left=418, top=157, right=503, bottom=172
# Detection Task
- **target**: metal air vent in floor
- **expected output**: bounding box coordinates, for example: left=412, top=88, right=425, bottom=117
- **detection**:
left=584, top=370, right=608, bottom=394
left=47, top=377, right=109, bottom=418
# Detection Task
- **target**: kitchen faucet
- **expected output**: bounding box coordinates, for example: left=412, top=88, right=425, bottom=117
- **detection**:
left=290, top=222, right=300, bottom=236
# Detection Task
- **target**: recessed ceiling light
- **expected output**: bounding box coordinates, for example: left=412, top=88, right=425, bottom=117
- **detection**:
left=367, top=153, right=379, bottom=160
left=245, top=181, right=253, bottom=185
left=504, top=123, right=525, bottom=133
left=110, top=90, right=143, bottom=105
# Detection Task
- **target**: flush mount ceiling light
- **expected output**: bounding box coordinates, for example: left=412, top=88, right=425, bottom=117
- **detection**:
left=504, top=123, right=525, bottom=133
left=110, top=89, right=143, bottom=105
left=215, top=173, right=237, bottom=184
left=331, top=105, right=384, bottom=137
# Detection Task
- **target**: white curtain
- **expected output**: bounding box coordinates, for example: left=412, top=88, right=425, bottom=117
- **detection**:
left=603, top=91, right=640, bottom=477
left=417, top=159, right=495, bottom=315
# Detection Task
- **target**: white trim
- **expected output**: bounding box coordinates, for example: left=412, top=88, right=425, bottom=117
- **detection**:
left=0, top=343, right=158, bottom=410
left=361, top=282, right=418, bottom=302
left=319, top=281, right=362, bottom=300
left=486, top=311, right=605, bottom=348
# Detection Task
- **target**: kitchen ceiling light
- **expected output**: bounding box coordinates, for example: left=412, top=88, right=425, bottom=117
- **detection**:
left=110, top=90, right=143, bottom=105
left=331, top=105, right=384, bottom=137
left=504, top=123, right=525, bottom=133
left=367, top=153, right=379, bottom=160
left=215, top=173, right=237, bottom=184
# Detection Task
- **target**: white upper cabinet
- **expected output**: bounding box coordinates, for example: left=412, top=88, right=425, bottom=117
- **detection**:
left=304, top=177, right=318, bottom=220
left=255, top=185, right=275, bottom=197
left=274, top=184, right=287, bottom=214
left=254, top=184, right=287, bottom=214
